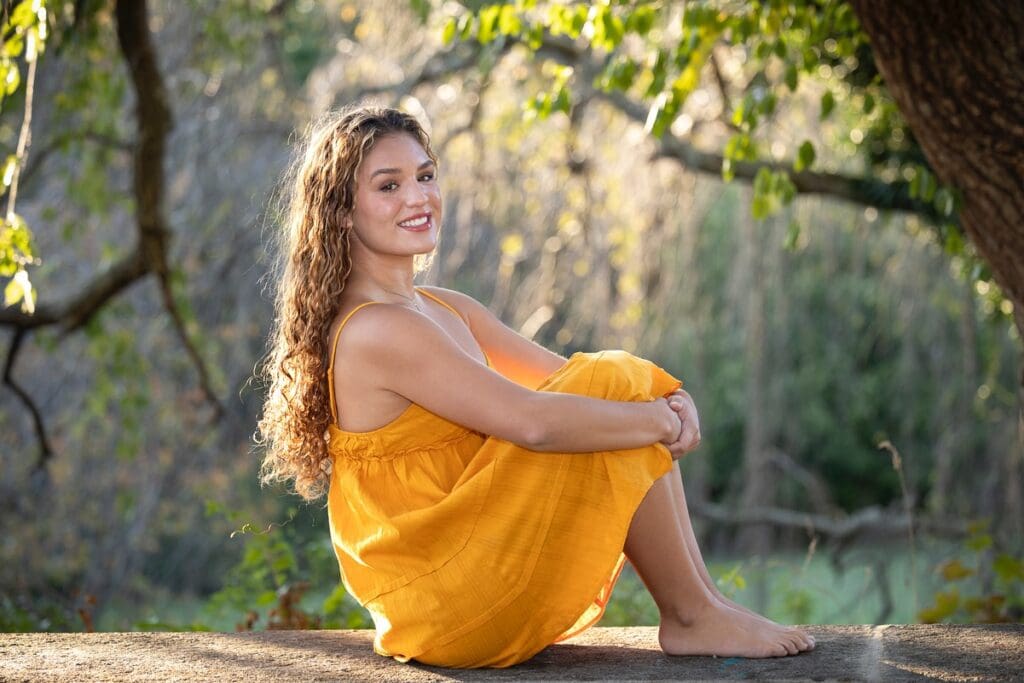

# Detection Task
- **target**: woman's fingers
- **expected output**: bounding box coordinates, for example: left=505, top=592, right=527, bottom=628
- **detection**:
left=661, top=390, right=702, bottom=459
left=678, top=419, right=701, bottom=451
left=673, top=392, right=700, bottom=439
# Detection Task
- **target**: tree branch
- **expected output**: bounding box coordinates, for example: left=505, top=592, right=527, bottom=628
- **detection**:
left=0, top=249, right=148, bottom=331
left=156, top=273, right=223, bottom=418
left=18, top=130, right=133, bottom=189
left=690, top=500, right=968, bottom=542
left=2, top=328, right=52, bottom=470
left=529, top=35, right=943, bottom=221
left=115, top=0, right=221, bottom=417
left=593, top=87, right=943, bottom=221
left=351, top=42, right=494, bottom=100
left=0, top=0, right=223, bottom=464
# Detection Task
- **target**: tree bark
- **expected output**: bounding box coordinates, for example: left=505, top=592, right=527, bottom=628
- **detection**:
left=850, top=2, right=1024, bottom=530
left=849, top=2, right=1024, bottom=313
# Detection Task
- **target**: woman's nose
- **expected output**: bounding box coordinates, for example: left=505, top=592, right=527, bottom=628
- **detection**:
left=404, top=182, right=429, bottom=206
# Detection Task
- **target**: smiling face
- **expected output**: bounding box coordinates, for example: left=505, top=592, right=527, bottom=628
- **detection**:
left=348, top=132, right=441, bottom=258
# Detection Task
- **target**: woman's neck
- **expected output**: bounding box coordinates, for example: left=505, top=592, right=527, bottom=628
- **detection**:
left=346, top=265, right=417, bottom=303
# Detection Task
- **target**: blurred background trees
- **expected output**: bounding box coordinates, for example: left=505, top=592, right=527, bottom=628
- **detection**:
left=1, top=0, right=1021, bottom=631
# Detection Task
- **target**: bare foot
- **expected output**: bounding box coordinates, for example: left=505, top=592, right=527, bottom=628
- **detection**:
left=711, top=592, right=815, bottom=651
left=658, top=600, right=811, bottom=658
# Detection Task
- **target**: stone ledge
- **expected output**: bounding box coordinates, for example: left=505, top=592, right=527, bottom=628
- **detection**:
left=1, top=625, right=1021, bottom=682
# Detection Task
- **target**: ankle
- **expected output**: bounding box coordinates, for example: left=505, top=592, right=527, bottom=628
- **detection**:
left=660, top=591, right=716, bottom=628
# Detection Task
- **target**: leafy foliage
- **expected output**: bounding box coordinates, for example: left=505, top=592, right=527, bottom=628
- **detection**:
left=919, top=521, right=1024, bottom=623
left=0, top=0, right=47, bottom=313
left=202, top=501, right=371, bottom=631
left=434, top=0, right=998, bottom=300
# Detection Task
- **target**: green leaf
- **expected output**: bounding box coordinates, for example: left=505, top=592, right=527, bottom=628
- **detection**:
left=751, top=195, right=770, bottom=220
left=2, top=155, right=18, bottom=187
left=731, top=97, right=747, bottom=127
left=794, top=140, right=815, bottom=172
left=943, top=225, right=964, bottom=255
left=4, top=268, right=35, bottom=313
left=477, top=5, right=500, bottom=44
left=934, top=188, right=957, bottom=217
left=408, top=0, right=430, bottom=24
left=918, top=589, right=960, bottom=624
left=11, top=1, right=38, bottom=29
left=753, top=166, right=773, bottom=194
left=966, top=533, right=993, bottom=552
left=993, top=554, right=1024, bottom=582
left=784, top=219, right=801, bottom=251
left=441, top=16, right=458, bottom=45
left=498, top=4, right=521, bottom=36
left=784, top=62, right=798, bottom=91
left=721, top=157, right=734, bottom=182
left=920, top=169, right=937, bottom=201
left=625, top=6, right=656, bottom=36
left=593, top=5, right=625, bottom=51
left=939, top=559, right=974, bottom=581
left=4, top=62, right=20, bottom=96
left=459, top=13, right=475, bottom=40
left=820, top=90, right=835, bottom=119
left=724, top=132, right=757, bottom=162
left=322, top=583, right=349, bottom=616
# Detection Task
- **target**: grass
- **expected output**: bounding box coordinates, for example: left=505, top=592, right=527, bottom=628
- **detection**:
left=91, top=538, right=963, bottom=632
left=600, top=538, right=959, bottom=627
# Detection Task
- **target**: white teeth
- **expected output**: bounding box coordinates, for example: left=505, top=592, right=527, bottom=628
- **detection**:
left=399, top=215, right=429, bottom=228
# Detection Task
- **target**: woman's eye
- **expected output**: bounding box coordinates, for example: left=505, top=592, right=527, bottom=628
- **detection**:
left=380, top=182, right=398, bottom=192
left=419, top=173, right=435, bottom=182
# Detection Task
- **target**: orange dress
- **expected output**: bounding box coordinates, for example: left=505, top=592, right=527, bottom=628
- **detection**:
left=326, top=288, right=681, bottom=668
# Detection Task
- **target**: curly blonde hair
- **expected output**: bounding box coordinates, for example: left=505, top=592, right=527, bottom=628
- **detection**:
left=257, top=105, right=438, bottom=500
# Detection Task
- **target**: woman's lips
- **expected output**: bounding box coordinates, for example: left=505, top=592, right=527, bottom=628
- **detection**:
left=398, top=214, right=432, bottom=231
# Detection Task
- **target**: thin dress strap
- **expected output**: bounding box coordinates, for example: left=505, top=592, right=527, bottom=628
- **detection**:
left=416, top=287, right=468, bottom=324
left=328, top=289, right=483, bottom=425
left=327, top=302, right=380, bottom=424
left=417, top=287, right=491, bottom=368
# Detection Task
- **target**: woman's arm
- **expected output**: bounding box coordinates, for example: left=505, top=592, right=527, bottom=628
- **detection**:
left=418, top=286, right=567, bottom=389
left=340, top=303, right=680, bottom=453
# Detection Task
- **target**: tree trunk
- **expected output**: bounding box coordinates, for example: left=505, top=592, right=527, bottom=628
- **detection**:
left=849, top=1, right=1024, bottom=315
left=850, top=2, right=1024, bottom=528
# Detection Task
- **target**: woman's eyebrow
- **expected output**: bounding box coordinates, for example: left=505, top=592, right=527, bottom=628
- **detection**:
left=369, top=160, right=434, bottom=180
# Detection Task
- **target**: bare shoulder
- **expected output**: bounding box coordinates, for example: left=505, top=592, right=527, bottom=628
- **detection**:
left=334, top=302, right=428, bottom=352
left=417, top=286, right=488, bottom=319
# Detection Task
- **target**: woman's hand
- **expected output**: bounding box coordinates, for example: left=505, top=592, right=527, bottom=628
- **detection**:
left=662, top=389, right=702, bottom=461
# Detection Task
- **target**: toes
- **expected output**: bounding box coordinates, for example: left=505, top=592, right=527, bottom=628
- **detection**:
left=785, top=627, right=812, bottom=651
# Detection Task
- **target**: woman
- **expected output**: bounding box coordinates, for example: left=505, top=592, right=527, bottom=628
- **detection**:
left=258, top=105, right=814, bottom=668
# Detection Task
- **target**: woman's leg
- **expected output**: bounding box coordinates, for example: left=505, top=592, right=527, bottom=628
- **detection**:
left=624, top=472, right=808, bottom=657
left=666, top=462, right=814, bottom=649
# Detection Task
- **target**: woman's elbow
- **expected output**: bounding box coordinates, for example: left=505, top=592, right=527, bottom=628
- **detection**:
left=519, top=422, right=552, bottom=450
left=512, top=397, right=555, bottom=450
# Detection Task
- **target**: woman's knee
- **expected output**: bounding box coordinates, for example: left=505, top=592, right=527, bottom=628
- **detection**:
left=543, top=350, right=659, bottom=401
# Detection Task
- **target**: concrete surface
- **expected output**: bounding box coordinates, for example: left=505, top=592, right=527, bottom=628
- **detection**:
left=1, top=625, right=1021, bottom=681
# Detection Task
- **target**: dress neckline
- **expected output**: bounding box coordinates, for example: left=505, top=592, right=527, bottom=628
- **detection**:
left=326, top=287, right=491, bottom=434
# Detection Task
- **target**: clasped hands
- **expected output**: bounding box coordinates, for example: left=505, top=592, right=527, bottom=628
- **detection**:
left=659, top=389, right=701, bottom=460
